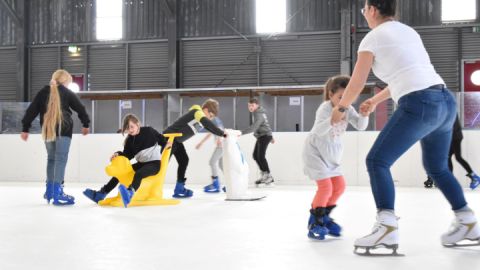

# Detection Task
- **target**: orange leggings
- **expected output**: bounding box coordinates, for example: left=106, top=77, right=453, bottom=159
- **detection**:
left=311, top=176, right=346, bottom=208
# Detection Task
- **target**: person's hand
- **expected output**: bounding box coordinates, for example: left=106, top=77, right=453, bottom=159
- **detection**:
left=110, top=152, right=119, bottom=161
left=81, top=127, right=89, bottom=136
left=165, top=141, right=173, bottom=149
left=20, top=132, right=29, bottom=141
left=216, top=138, right=222, bottom=147
left=360, top=99, right=377, bottom=116
left=331, top=106, right=346, bottom=125
left=271, top=138, right=275, bottom=144
left=195, top=142, right=202, bottom=150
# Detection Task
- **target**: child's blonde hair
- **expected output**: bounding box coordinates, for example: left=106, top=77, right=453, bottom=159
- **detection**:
left=324, top=75, right=350, bottom=101
left=42, top=69, right=72, bottom=141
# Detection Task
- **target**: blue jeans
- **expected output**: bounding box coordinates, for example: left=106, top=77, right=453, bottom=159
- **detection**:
left=45, top=136, right=72, bottom=184
left=366, top=87, right=467, bottom=210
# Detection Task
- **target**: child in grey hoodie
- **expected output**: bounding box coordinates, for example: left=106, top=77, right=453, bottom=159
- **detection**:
left=241, top=98, right=275, bottom=186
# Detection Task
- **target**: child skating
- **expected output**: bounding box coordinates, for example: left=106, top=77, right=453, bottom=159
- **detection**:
left=303, top=75, right=369, bottom=240
left=196, top=117, right=226, bottom=193
left=240, top=98, right=275, bottom=187
left=83, top=114, right=166, bottom=207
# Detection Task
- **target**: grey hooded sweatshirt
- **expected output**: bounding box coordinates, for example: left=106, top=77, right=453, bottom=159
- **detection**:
left=241, top=106, right=273, bottom=138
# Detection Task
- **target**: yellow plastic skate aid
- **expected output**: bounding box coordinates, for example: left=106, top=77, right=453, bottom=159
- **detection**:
left=99, top=133, right=182, bottom=207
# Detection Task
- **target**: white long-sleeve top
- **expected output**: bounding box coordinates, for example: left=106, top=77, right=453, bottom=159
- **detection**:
left=302, top=101, right=369, bottom=180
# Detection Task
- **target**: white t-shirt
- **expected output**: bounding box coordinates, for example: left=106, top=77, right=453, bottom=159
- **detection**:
left=358, top=21, right=445, bottom=103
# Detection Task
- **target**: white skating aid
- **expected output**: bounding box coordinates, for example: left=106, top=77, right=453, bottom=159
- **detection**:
left=442, top=210, right=480, bottom=247
left=354, top=210, right=403, bottom=256
left=223, top=129, right=266, bottom=201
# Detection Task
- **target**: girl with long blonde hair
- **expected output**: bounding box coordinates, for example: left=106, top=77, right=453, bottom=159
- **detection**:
left=22, top=69, right=90, bottom=206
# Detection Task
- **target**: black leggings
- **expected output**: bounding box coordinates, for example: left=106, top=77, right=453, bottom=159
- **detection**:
left=449, top=139, right=473, bottom=174
left=100, top=161, right=160, bottom=193
left=170, top=141, right=189, bottom=183
left=253, top=135, right=272, bottom=173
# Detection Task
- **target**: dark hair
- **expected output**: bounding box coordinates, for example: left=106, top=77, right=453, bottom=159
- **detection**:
left=324, top=75, right=350, bottom=101
left=248, top=98, right=259, bottom=104
left=367, top=0, right=396, bottom=17
left=202, top=98, right=219, bottom=116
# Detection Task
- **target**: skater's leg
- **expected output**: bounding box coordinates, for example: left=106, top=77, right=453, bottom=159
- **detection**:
left=130, top=161, right=161, bottom=191
left=51, top=137, right=74, bottom=205
left=204, top=147, right=223, bottom=192
left=312, top=179, right=333, bottom=208
left=327, top=175, right=345, bottom=206
left=451, top=139, right=474, bottom=175
left=256, top=135, right=272, bottom=173
left=173, top=142, right=189, bottom=183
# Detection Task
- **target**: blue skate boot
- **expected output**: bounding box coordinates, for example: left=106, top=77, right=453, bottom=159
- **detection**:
left=44, top=181, right=54, bottom=204
left=468, top=172, right=480, bottom=190
left=204, top=176, right=221, bottom=193
left=308, top=208, right=329, bottom=240
left=324, top=205, right=342, bottom=237
left=83, top=188, right=107, bottom=204
left=52, top=183, right=75, bottom=206
left=173, top=181, right=193, bottom=198
left=118, top=185, right=134, bottom=208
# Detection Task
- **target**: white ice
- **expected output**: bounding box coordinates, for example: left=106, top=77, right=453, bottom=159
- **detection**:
left=0, top=183, right=479, bottom=270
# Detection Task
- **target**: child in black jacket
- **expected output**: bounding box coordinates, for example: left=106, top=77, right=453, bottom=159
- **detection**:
left=83, top=114, right=166, bottom=207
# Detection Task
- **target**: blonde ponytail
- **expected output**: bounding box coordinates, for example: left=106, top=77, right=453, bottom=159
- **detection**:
left=42, top=69, right=72, bottom=141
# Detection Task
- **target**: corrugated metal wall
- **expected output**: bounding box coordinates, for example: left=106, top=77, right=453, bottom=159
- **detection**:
left=261, top=34, right=341, bottom=85
left=29, top=0, right=95, bottom=45
left=128, top=42, right=169, bottom=89
left=179, top=0, right=256, bottom=37
left=29, top=47, right=58, bottom=98
left=88, top=45, right=126, bottom=90
left=0, top=48, right=16, bottom=100
left=462, top=28, right=480, bottom=60
left=287, top=0, right=342, bottom=32
left=181, top=38, right=258, bottom=88
left=124, top=0, right=169, bottom=40
left=0, top=0, right=16, bottom=46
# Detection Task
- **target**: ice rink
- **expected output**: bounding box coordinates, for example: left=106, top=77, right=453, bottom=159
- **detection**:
left=0, top=183, right=479, bottom=270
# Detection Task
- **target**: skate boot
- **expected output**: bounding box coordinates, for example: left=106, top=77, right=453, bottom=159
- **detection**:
left=467, top=172, right=480, bottom=190
left=118, top=185, right=134, bottom=208
left=255, top=172, right=275, bottom=187
left=441, top=209, right=480, bottom=247
left=424, top=177, right=434, bottom=188
left=44, top=181, right=54, bottom=204
left=324, top=205, right=342, bottom=237
left=83, top=188, right=107, bottom=204
left=52, top=183, right=75, bottom=206
left=204, top=176, right=221, bottom=193
left=173, top=181, right=193, bottom=198
left=308, top=208, right=329, bottom=240
left=354, top=210, right=402, bottom=256
left=254, top=172, right=266, bottom=186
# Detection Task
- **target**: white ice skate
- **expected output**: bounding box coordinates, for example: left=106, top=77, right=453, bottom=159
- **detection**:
left=354, top=210, right=403, bottom=256
left=442, top=210, right=480, bottom=247
left=255, top=172, right=275, bottom=188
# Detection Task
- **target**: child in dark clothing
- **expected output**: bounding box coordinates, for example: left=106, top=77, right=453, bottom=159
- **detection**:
left=162, top=99, right=226, bottom=198
left=83, top=114, right=166, bottom=207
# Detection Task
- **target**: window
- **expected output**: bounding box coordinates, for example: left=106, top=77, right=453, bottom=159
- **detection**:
left=442, top=0, right=477, bottom=22
left=96, top=0, right=123, bottom=40
left=256, top=0, right=287, bottom=34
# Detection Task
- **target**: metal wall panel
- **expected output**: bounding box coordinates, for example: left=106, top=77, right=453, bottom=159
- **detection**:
left=462, top=28, right=480, bottom=60
left=0, top=0, right=16, bottom=46
left=179, top=0, right=255, bottom=37
left=124, top=0, right=168, bottom=40
left=128, top=42, right=169, bottom=89
left=88, top=45, right=126, bottom=91
left=29, top=47, right=59, bottom=98
left=0, top=48, right=16, bottom=100
left=261, top=34, right=341, bottom=85
left=181, top=38, right=257, bottom=88
left=28, top=0, right=95, bottom=45
left=287, top=0, right=342, bottom=32
left=419, top=28, right=460, bottom=91
left=61, top=45, right=86, bottom=74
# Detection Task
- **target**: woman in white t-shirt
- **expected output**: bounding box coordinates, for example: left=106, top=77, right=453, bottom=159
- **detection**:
left=330, top=0, right=480, bottom=255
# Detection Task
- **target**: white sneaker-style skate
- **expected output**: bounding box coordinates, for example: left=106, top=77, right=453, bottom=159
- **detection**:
left=354, top=210, right=403, bottom=256
left=442, top=210, right=480, bottom=247
left=255, top=172, right=275, bottom=187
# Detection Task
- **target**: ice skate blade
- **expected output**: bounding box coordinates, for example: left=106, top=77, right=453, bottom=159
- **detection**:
left=255, top=183, right=275, bottom=188
left=443, top=239, right=480, bottom=248
left=354, top=244, right=405, bottom=257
